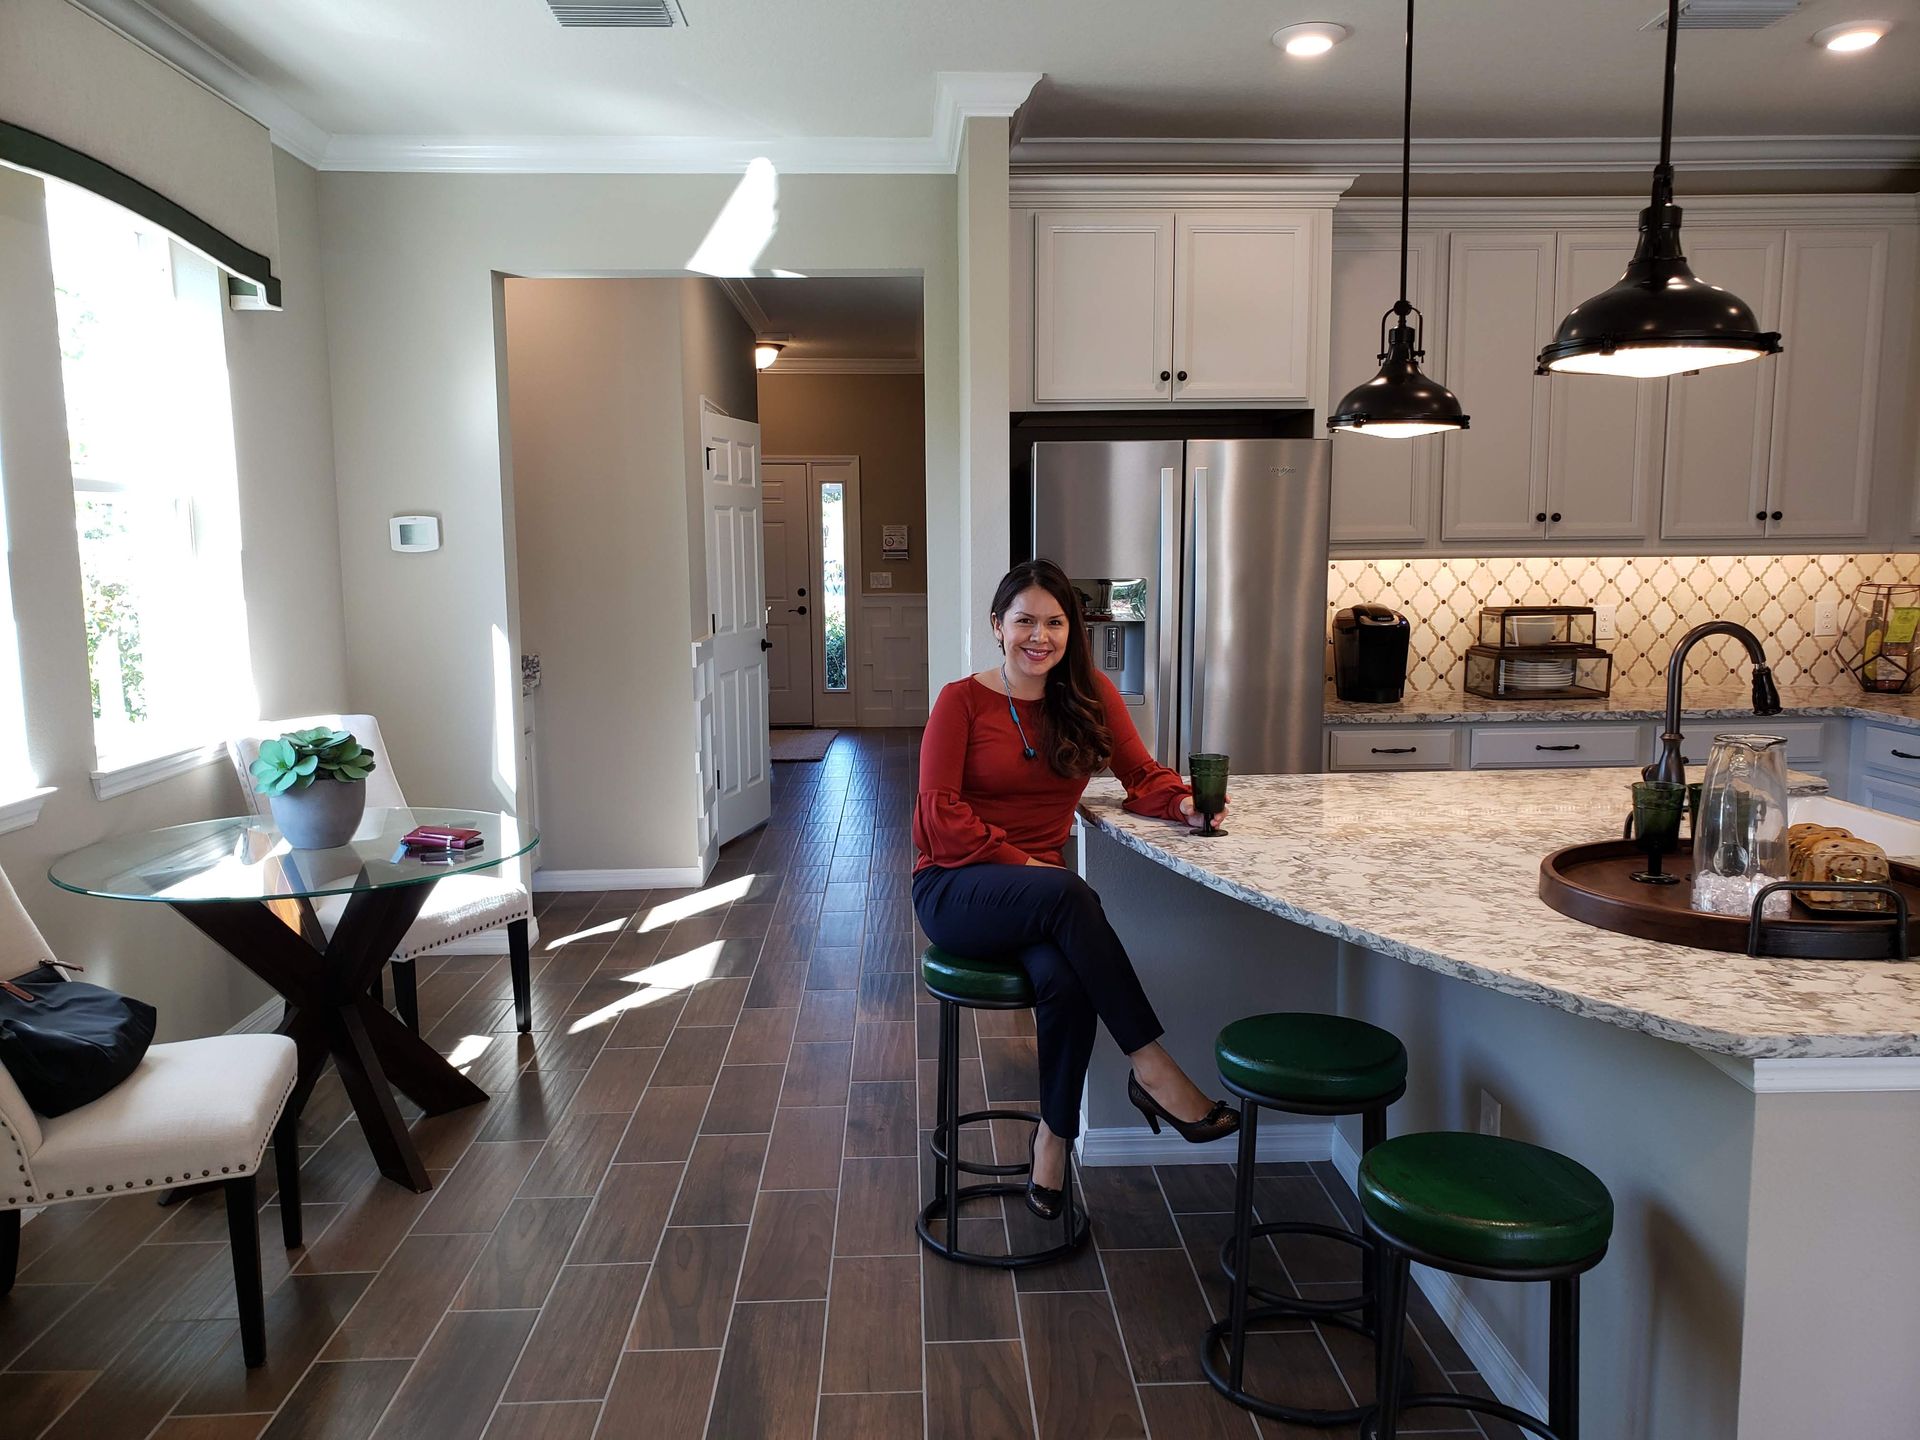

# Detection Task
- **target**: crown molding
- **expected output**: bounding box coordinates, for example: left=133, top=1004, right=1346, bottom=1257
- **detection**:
left=1010, top=133, right=1920, bottom=175
left=715, top=279, right=771, bottom=333
left=69, top=0, right=331, bottom=166
left=763, top=357, right=922, bottom=374
left=1332, top=191, right=1920, bottom=228
left=1011, top=172, right=1357, bottom=210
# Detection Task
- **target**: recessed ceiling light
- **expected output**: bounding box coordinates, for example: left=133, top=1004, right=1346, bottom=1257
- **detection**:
left=1812, top=20, right=1888, bottom=50
left=1271, top=21, right=1351, bottom=57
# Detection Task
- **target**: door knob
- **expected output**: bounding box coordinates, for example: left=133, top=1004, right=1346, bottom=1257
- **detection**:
left=792, top=605, right=807, bottom=615
left=759, top=638, right=773, bottom=651
left=797, top=586, right=807, bottom=597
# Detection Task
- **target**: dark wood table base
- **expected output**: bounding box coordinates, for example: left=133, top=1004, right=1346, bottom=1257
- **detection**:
left=173, top=880, right=487, bottom=1192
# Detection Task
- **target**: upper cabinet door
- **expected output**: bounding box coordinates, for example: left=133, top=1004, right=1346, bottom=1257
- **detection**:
left=1329, top=229, right=1441, bottom=545
left=1543, top=232, right=1666, bottom=542
left=1172, top=210, right=1313, bottom=403
left=1659, top=229, right=1784, bottom=542
left=1032, top=209, right=1174, bottom=404
left=1440, top=231, right=1557, bottom=542
left=1766, top=227, right=1888, bottom=540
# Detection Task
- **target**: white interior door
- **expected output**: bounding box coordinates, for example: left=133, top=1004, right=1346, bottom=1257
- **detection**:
left=704, top=407, right=772, bottom=844
left=761, top=461, right=815, bottom=726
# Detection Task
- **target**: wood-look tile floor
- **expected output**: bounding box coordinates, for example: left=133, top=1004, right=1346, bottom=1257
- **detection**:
left=1, top=729, right=1518, bottom=1440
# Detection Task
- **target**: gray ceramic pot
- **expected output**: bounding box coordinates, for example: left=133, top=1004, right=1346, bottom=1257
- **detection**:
left=270, top=779, right=367, bottom=850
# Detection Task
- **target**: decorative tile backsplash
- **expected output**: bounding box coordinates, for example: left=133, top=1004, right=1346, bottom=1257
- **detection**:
left=1327, top=554, right=1920, bottom=692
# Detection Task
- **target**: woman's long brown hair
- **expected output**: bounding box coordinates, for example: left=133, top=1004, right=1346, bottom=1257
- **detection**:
left=992, top=559, right=1112, bottom=779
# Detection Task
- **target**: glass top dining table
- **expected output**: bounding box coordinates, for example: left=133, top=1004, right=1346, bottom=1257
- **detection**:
left=49, top=807, right=538, bottom=903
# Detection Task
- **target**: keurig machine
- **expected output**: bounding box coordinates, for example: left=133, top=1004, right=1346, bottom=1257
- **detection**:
left=1332, top=605, right=1411, bottom=703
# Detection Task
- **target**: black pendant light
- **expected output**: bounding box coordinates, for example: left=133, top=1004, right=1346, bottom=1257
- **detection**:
left=1328, top=0, right=1467, bottom=440
left=1537, top=0, right=1782, bottom=379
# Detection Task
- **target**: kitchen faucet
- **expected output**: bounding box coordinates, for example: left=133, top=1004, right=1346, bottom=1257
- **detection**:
left=1645, top=621, right=1782, bottom=785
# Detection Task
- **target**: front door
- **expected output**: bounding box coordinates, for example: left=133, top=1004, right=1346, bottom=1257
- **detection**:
left=761, top=461, right=815, bottom=726
left=703, top=408, right=772, bottom=844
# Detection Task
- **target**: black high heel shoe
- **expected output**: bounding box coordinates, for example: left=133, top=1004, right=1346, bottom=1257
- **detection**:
left=1026, top=1129, right=1067, bottom=1221
left=1128, top=1071, right=1240, bottom=1144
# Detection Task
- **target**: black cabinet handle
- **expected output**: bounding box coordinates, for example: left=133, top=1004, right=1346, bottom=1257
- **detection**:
left=1756, top=511, right=1768, bottom=521
left=1550, top=512, right=1562, bottom=522
left=1535, top=743, right=1582, bottom=752
left=1771, top=510, right=1783, bottom=521
left=1370, top=746, right=1417, bottom=755
left=1159, top=370, right=1171, bottom=382
left=1535, top=512, right=1548, bottom=523
left=1176, top=370, right=1188, bottom=382
left=1892, top=749, right=1920, bottom=761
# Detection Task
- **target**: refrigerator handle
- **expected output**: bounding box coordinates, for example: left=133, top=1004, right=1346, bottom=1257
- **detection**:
left=1187, top=466, right=1210, bottom=756
left=1155, top=466, right=1180, bottom=767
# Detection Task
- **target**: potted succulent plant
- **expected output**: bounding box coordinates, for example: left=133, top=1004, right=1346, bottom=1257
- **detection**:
left=250, top=727, right=379, bottom=849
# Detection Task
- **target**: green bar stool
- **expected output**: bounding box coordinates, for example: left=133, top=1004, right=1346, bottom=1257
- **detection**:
left=1203, top=1012, right=1409, bottom=1427
left=915, top=944, right=1090, bottom=1268
left=1360, top=1132, right=1614, bottom=1440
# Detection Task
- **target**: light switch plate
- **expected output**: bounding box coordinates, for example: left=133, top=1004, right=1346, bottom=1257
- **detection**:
left=1594, top=604, right=1617, bottom=641
left=1814, top=600, right=1838, bottom=637
left=870, top=571, right=893, bottom=590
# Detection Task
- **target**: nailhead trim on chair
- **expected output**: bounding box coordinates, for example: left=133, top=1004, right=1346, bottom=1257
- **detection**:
left=397, top=905, right=534, bottom=960
left=3, top=1059, right=298, bottom=1209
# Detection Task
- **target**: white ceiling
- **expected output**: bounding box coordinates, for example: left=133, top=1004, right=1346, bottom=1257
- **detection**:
left=93, top=0, right=1920, bottom=167
left=732, top=277, right=922, bottom=365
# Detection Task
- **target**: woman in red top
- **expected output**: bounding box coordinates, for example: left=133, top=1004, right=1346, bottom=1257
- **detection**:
left=913, top=559, right=1238, bottom=1221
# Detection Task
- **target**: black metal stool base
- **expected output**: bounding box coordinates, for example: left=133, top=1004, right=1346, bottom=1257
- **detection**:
left=916, top=1182, right=1091, bottom=1269
left=1362, top=1392, right=1564, bottom=1440
left=1203, top=1305, right=1404, bottom=1427
left=1218, top=1218, right=1375, bottom=1318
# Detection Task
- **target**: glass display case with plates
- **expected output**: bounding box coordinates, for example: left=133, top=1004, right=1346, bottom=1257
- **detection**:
left=1463, top=605, right=1613, bottom=700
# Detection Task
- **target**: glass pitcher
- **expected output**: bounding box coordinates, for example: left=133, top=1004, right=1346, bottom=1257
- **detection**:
left=1690, top=734, right=1790, bottom=918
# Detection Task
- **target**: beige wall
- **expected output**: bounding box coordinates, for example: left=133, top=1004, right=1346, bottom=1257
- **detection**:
left=677, top=278, right=760, bottom=630
left=504, top=278, right=705, bottom=873
left=317, top=170, right=968, bottom=818
left=956, top=116, right=1013, bottom=676
left=0, top=149, right=348, bottom=1040
left=757, top=371, right=927, bottom=596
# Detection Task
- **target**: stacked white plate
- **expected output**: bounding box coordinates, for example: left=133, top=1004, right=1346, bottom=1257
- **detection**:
left=1500, top=657, right=1577, bottom=691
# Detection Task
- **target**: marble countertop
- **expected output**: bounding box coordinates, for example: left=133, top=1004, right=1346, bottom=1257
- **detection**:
left=1079, top=769, right=1920, bottom=1059
left=1324, top=680, right=1920, bottom=730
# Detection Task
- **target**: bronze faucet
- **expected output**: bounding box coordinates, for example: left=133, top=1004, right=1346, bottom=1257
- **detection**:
left=1645, top=621, right=1782, bottom=784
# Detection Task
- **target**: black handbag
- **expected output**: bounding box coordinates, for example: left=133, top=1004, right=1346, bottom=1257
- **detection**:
left=0, top=963, right=157, bottom=1117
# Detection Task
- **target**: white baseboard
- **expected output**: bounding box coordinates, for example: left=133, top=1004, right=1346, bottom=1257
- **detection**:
left=1329, top=1130, right=1545, bottom=1421
left=533, top=866, right=705, bottom=892
left=1076, top=1118, right=1331, bottom=1168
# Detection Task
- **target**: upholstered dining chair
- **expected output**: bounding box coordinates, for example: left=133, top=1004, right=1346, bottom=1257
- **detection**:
left=0, top=868, right=301, bottom=1368
left=226, top=715, right=535, bottom=1035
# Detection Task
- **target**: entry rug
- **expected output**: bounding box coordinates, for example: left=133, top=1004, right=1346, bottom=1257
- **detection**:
left=770, top=728, right=838, bottom=762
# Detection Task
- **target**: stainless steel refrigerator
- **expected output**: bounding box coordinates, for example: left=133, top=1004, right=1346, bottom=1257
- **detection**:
left=1029, top=438, right=1330, bottom=774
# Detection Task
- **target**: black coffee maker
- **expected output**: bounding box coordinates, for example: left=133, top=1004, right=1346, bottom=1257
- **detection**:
left=1332, top=605, right=1411, bottom=703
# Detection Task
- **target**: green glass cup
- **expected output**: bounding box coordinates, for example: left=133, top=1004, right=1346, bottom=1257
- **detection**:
left=1630, top=780, right=1687, bottom=886
left=1189, top=753, right=1229, bottom=838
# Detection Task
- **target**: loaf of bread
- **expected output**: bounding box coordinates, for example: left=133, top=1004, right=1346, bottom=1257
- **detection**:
left=1788, top=823, right=1892, bottom=910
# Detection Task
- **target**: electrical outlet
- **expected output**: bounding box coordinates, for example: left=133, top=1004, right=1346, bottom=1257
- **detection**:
left=1478, top=1089, right=1502, bottom=1137
left=1594, top=604, right=1617, bottom=641
left=869, top=571, right=893, bottom=590
left=1814, top=600, right=1838, bottom=637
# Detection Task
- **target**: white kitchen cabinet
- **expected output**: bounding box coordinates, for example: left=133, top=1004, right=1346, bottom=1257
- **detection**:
left=1329, top=230, right=1442, bottom=545
left=1659, top=230, right=1785, bottom=542
left=1468, top=723, right=1648, bottom=770
left=1543, top=232, right=1666, bottom=542
left=1440, top=232, right=1557, bottom=543
left=1032, top=209, right=1174, bottom=404
left=1327, top=726, right=1457, bottom=770
left=1766, top=227, right=1888, bottom=541
left=1172, top=210, right=1314, bottom=403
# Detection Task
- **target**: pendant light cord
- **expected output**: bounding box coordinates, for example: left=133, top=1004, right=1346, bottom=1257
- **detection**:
left=1397, top=0, right=1414, bottom=308
left=1654, top=0, right=1679, bottom=206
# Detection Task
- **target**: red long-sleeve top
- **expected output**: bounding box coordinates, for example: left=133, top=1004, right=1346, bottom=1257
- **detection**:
left=913, top=672, right=1191, bottom=872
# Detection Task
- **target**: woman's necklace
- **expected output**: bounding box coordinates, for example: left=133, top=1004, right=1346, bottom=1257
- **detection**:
left=1000, top=661, right=1038, bottom=761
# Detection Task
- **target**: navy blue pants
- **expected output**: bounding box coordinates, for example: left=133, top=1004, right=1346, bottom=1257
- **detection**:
left=912, top=863, right=1165, bottom=1139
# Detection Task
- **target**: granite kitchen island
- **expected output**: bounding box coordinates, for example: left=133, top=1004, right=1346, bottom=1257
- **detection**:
left=1076, top=769, right=1920, bottom=1440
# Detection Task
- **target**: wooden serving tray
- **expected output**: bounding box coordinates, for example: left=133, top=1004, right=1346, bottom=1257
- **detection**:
left=1539, top=838, right=1920, bottom=960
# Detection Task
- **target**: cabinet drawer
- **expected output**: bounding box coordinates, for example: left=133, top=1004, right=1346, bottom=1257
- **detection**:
left=1858, top=724, right=1920, bottom=781
left=1469, top=724, right=1644, bottom=770
left=1858, top=775, right=1920, bottom=823
left=1328, top=727, right=1455, bottom=771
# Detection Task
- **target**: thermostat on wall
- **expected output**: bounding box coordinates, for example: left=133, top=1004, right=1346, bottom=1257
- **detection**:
left=389, top=515, right=441, bottom=553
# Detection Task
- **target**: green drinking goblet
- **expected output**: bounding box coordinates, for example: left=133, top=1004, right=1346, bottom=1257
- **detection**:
left=1630, top=780, right=1687, bottom=886
left=1189, top=753, right=1229, bottom=838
